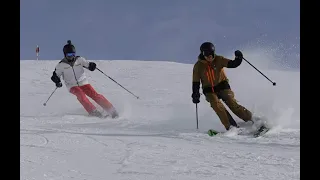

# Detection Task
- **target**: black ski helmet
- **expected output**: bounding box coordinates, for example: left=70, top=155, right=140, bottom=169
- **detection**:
left=63, top=40, right=76, bottom=56
left=200, top=42, right=215, bottom=57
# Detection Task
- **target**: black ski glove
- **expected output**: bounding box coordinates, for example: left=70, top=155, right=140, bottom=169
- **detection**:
left=51, top=71, right=62, bottom=88
left=192, top=92, right=200, bottom=104
left=88, top=62, right=96, bottom=71
left=192, top=82, right=201, bottom=104
left=56, top=82, right=62, bottom=88
left=51, top=71, right=61, bottom=83
left=235, top=50, right=243, bottom=60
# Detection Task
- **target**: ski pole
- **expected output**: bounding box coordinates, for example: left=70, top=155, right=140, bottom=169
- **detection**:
left=96, top=67, right=140, bottom=99
left=243, top=57, right=276, bottom=86
left=196, top=103, right=199, bottom=129
left=43, top=87, right=58, bottom=106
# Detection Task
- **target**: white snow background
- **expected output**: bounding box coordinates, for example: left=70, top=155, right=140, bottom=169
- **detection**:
left=20, top=50, right=299, bottom=180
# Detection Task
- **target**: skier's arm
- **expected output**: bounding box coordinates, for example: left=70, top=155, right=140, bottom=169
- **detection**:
left=220, top=56, right=242, bottom=68
left=221, top=50, right=243, bottom=68
left=191, top=63, right=201, bottom=103
left=51, top=64, right=63, bottom=84
left=79, top=57, right=96, bottom=71
left=192, top=64, right=201, bottom=94
left=227, top=57, right=242, bottom=68
left=78, top=56, right=90, bottom=68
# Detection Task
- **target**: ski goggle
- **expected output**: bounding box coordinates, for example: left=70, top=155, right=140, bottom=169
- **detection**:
left=66, top=52, right=75, bottom=57
left=203, top=50, right=214, bottom=57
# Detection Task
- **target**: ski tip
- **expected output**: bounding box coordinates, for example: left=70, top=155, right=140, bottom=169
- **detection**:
left=208, top=129, right=219, bottom=136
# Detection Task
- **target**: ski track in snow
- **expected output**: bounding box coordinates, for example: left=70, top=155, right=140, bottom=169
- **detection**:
left=20, top=60, right=300, bottom=180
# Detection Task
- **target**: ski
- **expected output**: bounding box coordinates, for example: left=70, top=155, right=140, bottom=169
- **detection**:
left=207, top=125, right=269, bottom=138
left=253, top=125, right=269, bottom=138
left=207, top=129, right=220, bottom=136
left=88, top=112, right=110, bottom=119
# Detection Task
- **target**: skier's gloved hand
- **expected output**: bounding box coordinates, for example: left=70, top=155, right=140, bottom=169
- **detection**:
left=51, top=71, right=61, bottom=83
left=56, top=82, right=62, bottom=88
left=191, top=92, right=200, bottom=104
left=227, top=51, right=243, bottom=68
left=88, top=62, right=96, bottom=71
left=235, top=50, right=243, bottom=59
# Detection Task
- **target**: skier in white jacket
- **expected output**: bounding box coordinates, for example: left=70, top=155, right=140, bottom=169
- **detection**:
left=50, top=40, right=118, bottom=118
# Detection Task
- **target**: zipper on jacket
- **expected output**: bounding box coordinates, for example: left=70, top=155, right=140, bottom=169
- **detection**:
left=71, top=66, right=80, bottom=86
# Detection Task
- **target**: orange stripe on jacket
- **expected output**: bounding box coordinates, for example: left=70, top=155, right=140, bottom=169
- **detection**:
left=205, top=65, right=215, bottom=92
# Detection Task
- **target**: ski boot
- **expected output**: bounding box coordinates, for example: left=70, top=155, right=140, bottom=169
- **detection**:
left=111, top=111, right=119, bottom=119
left=226, top=125, right=239, bottom=131
left=251, top=116, right=270, bottom=137
left=105, top=107, right=119, bottom=119
left=251, top=116, right=267, bottom=128
left=253, top=125, right=269, bottom=137
left=89, top=109, right=105, bottom=118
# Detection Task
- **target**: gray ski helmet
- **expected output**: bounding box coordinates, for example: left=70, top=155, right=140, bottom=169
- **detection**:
left=200, top=42, right=215, bottom=57
left=63, top=40, right=76, bottom=56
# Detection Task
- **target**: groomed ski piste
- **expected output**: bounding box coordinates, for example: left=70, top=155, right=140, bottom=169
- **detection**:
left=20, top=52, right=300, bottom=180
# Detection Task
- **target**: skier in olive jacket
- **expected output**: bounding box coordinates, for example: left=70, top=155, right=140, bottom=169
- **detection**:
left=191, top=42, right=253, bottom=130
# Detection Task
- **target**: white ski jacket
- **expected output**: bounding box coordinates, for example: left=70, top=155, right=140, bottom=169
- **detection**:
left=54, top=56, right=91, bottom=91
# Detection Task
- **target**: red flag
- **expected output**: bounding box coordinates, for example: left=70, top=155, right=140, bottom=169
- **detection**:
left=36, top=45, right=40, bottom=60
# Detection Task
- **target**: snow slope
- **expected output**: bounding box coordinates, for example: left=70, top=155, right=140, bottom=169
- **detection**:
left=20, top=59, right=300, bottom=180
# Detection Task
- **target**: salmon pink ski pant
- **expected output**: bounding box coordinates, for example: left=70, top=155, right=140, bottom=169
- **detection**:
left=70, top=84, right=114, bottom=114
